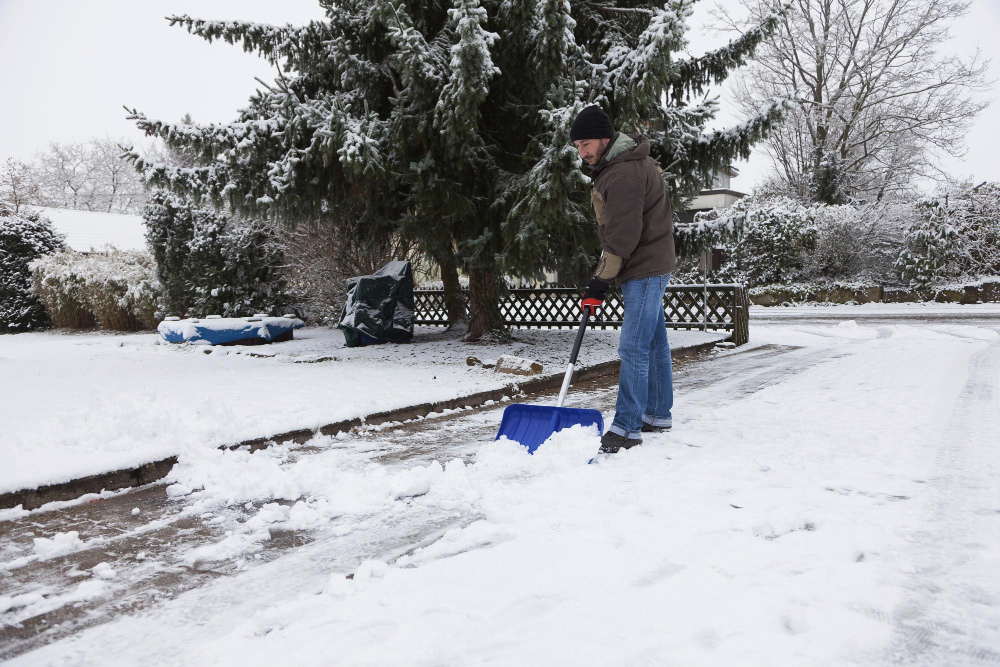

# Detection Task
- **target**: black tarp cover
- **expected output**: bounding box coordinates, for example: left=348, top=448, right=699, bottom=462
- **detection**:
left=337, top=260, right=414, bottom=347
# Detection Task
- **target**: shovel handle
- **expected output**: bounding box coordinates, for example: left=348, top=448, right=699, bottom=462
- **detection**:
left=569, top=308, right=590, bottom=365
left=557, top=309, right=591, bottom=408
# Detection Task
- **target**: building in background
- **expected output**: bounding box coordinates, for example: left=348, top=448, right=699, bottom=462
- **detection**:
left=677, top=167, right=744, bottom=225
left=32, top=207, right=147, bottom=254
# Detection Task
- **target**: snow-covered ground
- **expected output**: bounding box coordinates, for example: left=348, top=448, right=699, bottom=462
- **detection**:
left=3, top=313, right=998, bottom=665
left=0, top=325, right=725, bottom=494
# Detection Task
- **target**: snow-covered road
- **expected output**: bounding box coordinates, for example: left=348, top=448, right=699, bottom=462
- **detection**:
left=2, top=318, right=999, bottom=665
left=878, top=326, right=1000, bottom=664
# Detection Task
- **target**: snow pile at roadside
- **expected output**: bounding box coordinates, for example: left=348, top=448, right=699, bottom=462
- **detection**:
left=163, top=425, right=900, bottom=666
left=163, top=423, right=601, bottom=566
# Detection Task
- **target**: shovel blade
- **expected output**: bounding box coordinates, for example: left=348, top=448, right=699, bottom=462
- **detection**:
left=494, top=403, right=604, bottom=454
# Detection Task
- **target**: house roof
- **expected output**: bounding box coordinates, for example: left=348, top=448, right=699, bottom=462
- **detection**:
left=32, top=207, right=147, bottom=253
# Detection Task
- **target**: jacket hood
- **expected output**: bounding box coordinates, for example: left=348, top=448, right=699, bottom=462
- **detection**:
left=591, top=134, right=650, bottom=178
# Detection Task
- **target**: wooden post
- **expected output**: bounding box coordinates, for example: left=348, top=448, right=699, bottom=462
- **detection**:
left=701, top=250, right=709, bottom=332
left=733, top=285, right=750, bottom=346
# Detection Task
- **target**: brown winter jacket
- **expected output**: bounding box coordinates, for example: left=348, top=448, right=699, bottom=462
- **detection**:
left=589, top=134, right=675, bottom=285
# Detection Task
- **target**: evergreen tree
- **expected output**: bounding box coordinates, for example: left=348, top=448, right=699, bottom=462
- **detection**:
left=0, top=205, right=66, bottom=332
left=126, top=0, right=785, bottom=339
left=895, top=197, right=963, bottom=289
left=809, top=149, right=852, bottom=206
left=144, top=192, right=290, bottom=317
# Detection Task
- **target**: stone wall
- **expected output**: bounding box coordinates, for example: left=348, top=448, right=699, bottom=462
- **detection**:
left=750, top=279, right=1000, bottom=306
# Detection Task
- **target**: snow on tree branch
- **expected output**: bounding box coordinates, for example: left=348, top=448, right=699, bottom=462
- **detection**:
left=433, top=0, right=501, bottom=154
left=166, top=15, right=330, bottom=71
left=671, top=6, right=785, bottom=102
left=602, top=1, right=693, bottom=109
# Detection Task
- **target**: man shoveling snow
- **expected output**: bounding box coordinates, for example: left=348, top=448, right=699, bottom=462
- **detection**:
left=570, top=105, right=676, bottom=453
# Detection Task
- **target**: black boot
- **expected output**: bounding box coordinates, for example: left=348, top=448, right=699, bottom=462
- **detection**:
left=599, top=431, right=642, bottom=453
left=641, top=423, right=671, bottom=433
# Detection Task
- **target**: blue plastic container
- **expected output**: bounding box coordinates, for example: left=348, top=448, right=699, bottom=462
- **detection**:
left=158, top=317, right=304, bottom=345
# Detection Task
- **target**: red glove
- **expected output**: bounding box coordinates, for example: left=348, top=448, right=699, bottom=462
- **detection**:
left=582, top=298, right=603, bottom=316
left=581, top=279, right=609, bottom=315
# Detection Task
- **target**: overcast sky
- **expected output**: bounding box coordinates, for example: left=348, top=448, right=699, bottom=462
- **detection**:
left=0, top=0, right=997, bottom=192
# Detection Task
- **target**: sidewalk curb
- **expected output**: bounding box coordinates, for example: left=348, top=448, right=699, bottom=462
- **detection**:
left=0, top=339, right=722, bottom=511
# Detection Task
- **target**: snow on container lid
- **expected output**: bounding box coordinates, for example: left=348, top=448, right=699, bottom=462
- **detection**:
left=190, top=319, right=200, bottom=323
left=164, top=316, right=180, bottom=321
left=253, top=313, right=269, bottom=317
left=282, top=313, right=295, bottom=318
left=206, top=315, right=222, bottom=319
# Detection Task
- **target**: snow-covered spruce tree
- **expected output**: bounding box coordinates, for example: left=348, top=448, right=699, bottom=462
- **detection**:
left=125, top=1, right=785, bottom=340
left=895, top=197, right=963, bottom=288
left=0, top=205, right=66, bottom=332
left=143, top=192, right=289, bottom=317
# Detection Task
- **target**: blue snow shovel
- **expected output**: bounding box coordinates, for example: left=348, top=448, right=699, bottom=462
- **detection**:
left=494, top=309, right=604, bottom=453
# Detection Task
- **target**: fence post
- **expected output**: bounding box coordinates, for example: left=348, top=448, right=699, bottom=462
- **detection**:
left=701, top=250, right=709, bottom=332
left=733, top=285, right=749, bottom=346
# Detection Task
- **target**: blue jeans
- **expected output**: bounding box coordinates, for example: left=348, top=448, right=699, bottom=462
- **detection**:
left=608, top=274, right=674, bottom=439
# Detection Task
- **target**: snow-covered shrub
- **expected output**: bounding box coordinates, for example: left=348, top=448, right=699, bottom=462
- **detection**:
left=28, top=252, right=94, bottom=329
left=680, top=184, right=997, bottom=292
left=192, top=218, right=290, bottom=317
left=0, top=207, right=65, bottom=332
left=895, top=198, right=963, bottom=288
left=144, top=192, right=289, bottom=317
left=31, top=249, right=160, bottom=330
left=80, top=250, right=159, bottom=330
left=941, top=183, right=1000, bottom=277
left=894, top=183, right=1000, bottom=288
left=963, top=184, right=1000, bottom=275
left=803, top=205, right=862, bottom=278
left=694, top=198, right=819, bottom=287
left=674, top=211, right=737, bottom=260
left=805, top=203, right=907, bottom=283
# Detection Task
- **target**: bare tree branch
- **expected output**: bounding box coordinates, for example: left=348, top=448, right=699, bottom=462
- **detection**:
left=26, top=136, right=152, bottom=214
left=0, top=158, right=42, bottom=214
left=724, top=0, right=992, bottom=202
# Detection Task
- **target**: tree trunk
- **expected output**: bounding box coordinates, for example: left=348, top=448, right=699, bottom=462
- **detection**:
left=464, top=264, right=509, bottom=342
left=437, top=253, right=468, bottom=330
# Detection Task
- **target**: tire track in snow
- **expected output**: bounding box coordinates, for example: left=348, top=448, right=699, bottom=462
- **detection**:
left=678, top=343, right=851, bottom=402
left=877, top=326, right=1000, bottom=665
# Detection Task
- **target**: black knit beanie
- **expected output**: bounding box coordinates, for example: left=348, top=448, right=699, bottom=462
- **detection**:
left=569, top=105, right=614, bottom=141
